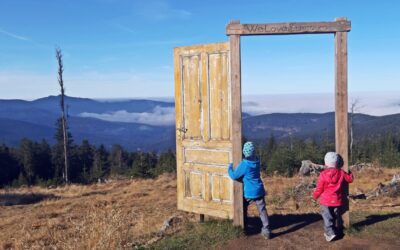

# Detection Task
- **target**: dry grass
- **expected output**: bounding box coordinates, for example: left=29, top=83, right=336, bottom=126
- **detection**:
left=0, top=174, right=195, bottom=249
left=1, top=166, right=399, bottom=249
left=347, top=166, right=400, bottom=212
left=255, top=166, right=400, bottom=216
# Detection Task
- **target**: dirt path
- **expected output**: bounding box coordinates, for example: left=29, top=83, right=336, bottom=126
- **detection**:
left=222, top=214, right=398, bottom=250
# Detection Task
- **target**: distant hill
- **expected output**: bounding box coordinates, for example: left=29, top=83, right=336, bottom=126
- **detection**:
left=0, top=95, right=173, bottom=120
left=0, top=96, right=175, bottom=151
left=30, top=95, right=174, bottom=115
left=0, top=96, right=399, bottom=150
left=0, top=118, right=53, bottom=146
left=243, top=112, right=400, bottom=142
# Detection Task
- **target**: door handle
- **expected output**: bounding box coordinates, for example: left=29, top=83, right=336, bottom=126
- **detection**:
left=177, top=127, right=188, bottom=133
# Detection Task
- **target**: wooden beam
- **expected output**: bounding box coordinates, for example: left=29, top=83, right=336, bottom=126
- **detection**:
left=229, top=24, right=244, bottom=228
left=227, top=20, right=351, bottom=35
left=334, top=18, right=350, bottom=227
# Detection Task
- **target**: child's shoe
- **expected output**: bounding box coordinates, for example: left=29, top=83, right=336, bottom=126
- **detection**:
left=324, top=233, right=336, bottom=242
left=261, top=231, right=271, bottom=239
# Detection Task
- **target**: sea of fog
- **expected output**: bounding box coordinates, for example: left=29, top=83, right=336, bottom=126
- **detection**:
left=84, top=92, right=400, bottom=126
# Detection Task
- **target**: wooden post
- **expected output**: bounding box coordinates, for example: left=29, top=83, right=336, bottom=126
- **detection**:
left=334, top=17, right=349, bottom=227
left=229, top=21, right=244, bottom=228
left=199, top=214, right=205, bottom=223
left=225, top=17, right=351, bottom=229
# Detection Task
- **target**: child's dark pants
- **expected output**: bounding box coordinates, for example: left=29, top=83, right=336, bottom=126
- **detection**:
left=244, top=197, right=271, bottom=234
left=320, top=205, right=342, bottom=236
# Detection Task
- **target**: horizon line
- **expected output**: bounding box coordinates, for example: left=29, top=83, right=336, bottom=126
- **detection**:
left=1, top=90, right=398, bottom=102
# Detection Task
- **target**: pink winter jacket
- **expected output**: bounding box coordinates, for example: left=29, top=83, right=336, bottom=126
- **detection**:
left=313, top=167, right=354, bottom=206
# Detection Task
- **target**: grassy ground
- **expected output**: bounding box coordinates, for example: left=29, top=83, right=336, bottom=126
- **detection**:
left=348, top=211, right=400, bottom=244
left=0, top=165, right=399, bottom=249
left=151, top=220, right=242, bottom=250
left=152, top=211, right=400, bottom=250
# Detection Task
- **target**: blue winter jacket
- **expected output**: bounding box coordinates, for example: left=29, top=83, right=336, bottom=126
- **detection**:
left=228, top=158, right=266, bottom=199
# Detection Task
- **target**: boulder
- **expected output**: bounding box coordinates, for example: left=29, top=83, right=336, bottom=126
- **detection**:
left=299, top=160, right=325, bottom=176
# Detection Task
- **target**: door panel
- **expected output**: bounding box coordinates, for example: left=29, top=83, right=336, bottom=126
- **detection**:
left=208, top=51, right=230, bottom=140
left=182, top=55, right=202, bottom=140
left=184, top=148, right=231, bottom=166
left=175, top=42, right=233, bottom=219
left=211, top=174, right=232, bottom=202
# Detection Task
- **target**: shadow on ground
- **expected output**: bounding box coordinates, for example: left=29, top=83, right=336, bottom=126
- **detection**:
left=0, top=193, right=58, bottom=206
left=80, top=190, right=108, bottom=197
left=246, top=213, right=322, bottom=236
left=352, top=212, right=400, bottom=230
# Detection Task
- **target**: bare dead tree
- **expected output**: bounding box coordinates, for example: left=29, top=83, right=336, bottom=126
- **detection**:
left=56, top=48, right=69, bottom=183
left=349, top=98, right=364, bottom=163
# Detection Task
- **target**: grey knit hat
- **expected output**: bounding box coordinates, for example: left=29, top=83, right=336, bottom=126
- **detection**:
left=324, top=152, right=338, bottom=168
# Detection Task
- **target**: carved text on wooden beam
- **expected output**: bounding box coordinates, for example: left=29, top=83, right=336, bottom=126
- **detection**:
left=227, top=21, right=351, bottom=35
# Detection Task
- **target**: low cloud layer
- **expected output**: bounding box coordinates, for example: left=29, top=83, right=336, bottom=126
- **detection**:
left=242, top=92, right=400, bottom=116
left=79, top=92, right=399, bottom=126
left=79, top=106, right=175, bottom=126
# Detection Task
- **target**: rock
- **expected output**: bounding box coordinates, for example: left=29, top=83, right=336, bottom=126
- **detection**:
left=350, top=163, right=374, bottom=172
left=292, top=181, right=316, bottom=200
left=391, top=174, right=400, bottom=184
left=159, top=217, right=174, bottom=235
left=352, top=179, right=400, bottom=200
left=349, top=193, right=367, bottom=200
left=157, top=215, right=182, bottom=237
left=299, top=160, right=325, bottom=176
left=144, top=215, right=183, bottom=247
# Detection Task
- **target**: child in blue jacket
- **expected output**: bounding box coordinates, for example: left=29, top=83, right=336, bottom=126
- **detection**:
left=228, top=141, right=271, bottom=239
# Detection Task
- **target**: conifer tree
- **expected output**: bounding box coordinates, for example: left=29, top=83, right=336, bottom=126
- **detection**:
left=109, top=144, right=127, bottom=175
left=18, top=139, right=35, bottom=185
left=77, top=140, right=94, bottom=183
left=153, top=149, right=176, bottom=175
left=91, top=145, right=109, bottom=181
left=35, top=139, right=53, bottom=181
left=0, top=144, right=20, bottom=187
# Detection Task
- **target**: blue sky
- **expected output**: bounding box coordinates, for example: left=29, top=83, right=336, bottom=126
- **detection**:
left=0, top=0, right=399, bottom=99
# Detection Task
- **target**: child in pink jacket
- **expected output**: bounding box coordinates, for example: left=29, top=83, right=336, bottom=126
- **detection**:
left=313, top=152, right=353, bottom=242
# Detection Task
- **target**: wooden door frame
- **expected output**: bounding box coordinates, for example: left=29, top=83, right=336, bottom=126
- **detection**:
left=226, top=18, right=351, bottom=227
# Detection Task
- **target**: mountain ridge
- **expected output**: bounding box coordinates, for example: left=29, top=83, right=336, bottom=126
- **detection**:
left=0, top=96, right=399, bottom=151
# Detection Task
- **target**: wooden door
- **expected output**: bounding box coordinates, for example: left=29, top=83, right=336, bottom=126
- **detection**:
left=174, top=42, right=233, bottom=219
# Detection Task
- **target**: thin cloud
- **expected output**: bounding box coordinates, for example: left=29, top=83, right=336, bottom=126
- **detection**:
left=242, top=93, right=400, bottom=116
left=122, top=39, right=184, bottom=46
left=112, top=23, right=136, bottom=34
left=135, top=0, right=192, bottom=21
left=0, top=27, right=30, bottom=41
left=79, top=106, right=175, bottom=126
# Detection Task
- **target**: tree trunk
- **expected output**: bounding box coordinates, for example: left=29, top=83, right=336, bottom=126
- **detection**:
left=56, top=48, right=69, bottom=184
left=61, top=113, right=69, bottom=183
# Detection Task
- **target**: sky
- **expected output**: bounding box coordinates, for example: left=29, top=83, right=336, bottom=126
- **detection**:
left=0, top=0, right=399, bottom=101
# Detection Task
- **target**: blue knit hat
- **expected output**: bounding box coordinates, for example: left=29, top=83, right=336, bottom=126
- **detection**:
left=243, top=141, right=255, bottom=158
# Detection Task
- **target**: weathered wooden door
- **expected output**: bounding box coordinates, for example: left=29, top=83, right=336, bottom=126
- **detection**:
left=174, top=42, right=233, bottom=218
